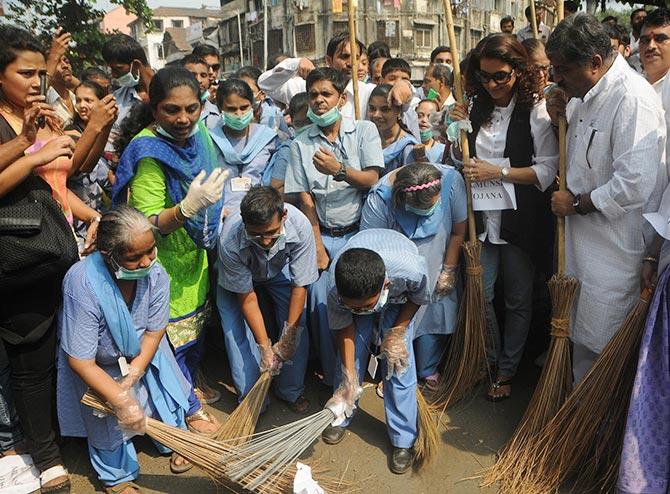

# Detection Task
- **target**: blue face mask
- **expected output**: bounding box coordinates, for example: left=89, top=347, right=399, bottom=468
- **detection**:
left=223, top=110, right=253, bottom=131
left=307, top=105, right=342, bottom=128
left=112, top=255, right=157, bottom=281
left=155, top=123, right=200, bottom=140
left=419, top=129, right=434, bottom=142
left=405, top=199, right=441, bottom=217
left=114, top=69, right=140, bottom=88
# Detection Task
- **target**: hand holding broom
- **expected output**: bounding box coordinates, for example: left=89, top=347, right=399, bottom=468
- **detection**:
left=379, top=326, right=410, bottom=379
left=109, top=388, right=146, bottom=436
left=325, top=366, right=363, bottom=426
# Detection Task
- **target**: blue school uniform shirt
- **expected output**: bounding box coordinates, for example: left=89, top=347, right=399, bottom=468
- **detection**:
left=326, top=229, right=431, bottom=330
left=284, top=119, right=384, bottom=228
left=217, top=203, right=319, bottom=293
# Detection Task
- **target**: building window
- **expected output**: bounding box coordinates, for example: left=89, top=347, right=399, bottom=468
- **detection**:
left=332, top=21, right=348, bottom=37
left=153, top=19, right=164, bottom=31
left=376, top=20, right=399, bottom=49
left=295, top=24, right=315, bottom=53
left=415, top=25, right=432, bottom=49
left=171, top=19, right=184, bottom=28
left=154, top=43, right=165, bottom=60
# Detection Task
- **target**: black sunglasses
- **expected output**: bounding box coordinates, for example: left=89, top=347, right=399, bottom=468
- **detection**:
left=475, top=70, right=514, bottom=84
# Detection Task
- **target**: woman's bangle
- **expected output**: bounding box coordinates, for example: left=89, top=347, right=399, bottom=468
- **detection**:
left=643, top=256, right=659, bottom=264
left=173, top=204, right=186, bottom=223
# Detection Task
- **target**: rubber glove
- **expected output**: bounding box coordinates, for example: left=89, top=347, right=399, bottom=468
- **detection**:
left=259, top=342, right=282, bottom=376
left=116, top=364, right=144, bottom=391
left=179, top=168, right=229, bottom=218
left=379, top=325, right=410, bottom=379
left=325, top=366, right=363, bottom=426
left=435, top=265, right=458, bottom=297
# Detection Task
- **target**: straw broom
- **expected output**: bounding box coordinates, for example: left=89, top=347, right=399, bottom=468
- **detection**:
left=81, top=391, right=356, bottom=494
left=430, top=0, right=488, bottom=412
left=498, top=287, right=654, bottom=494
left=212, top=371, right=272, bottom=445
left=481, top=6, right=580, bottom=488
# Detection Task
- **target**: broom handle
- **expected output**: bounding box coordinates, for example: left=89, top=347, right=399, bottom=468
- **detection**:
left=348, top=0, right=360, bottom=120
left=441, top=0, right=476, bottom=239
left=556, top=0, right=566, bottom=275
left=530, top=0, right=539, bottom=39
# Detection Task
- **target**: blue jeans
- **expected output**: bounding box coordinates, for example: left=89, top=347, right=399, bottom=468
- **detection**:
left=334, top=304, right=418, bottom=449
left=308, top=231, right=356, bottom=386
left=217, top=269, right=309, bottom=403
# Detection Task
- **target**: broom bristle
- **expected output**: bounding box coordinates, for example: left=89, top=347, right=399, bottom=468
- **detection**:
left=481, top=273, right=578, bottom=491
left=500, top=289, right=652, bottom=494
left=213, top=372, right=273, bottom=444
left=430, top=239, right=487, bottom=411
left=414, top=389, right=439, bottom=468
left=81, top=392, right=356, bottom=494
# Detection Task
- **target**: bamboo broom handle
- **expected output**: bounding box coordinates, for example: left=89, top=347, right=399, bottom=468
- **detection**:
left=348, top=0, right=360, bottom=120
left=556, top=0, right=566, bottom=275
left=441, top=0, right=476, bottom=239
left=530, top=0, right=539, bottom=40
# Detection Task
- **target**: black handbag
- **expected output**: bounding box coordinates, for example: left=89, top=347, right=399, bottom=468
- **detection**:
left=0, top=173, right=79, bottom=294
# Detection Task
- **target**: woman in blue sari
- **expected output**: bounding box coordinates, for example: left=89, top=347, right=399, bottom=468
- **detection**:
left=57, top=206, right=192, bottom=494
left=367, top=84, right=418, bottom=176
left=361, top=163, right=467, bottom=388
left=111, top=67, right=226, bottom=448
left=209, top=79, right=280, bottom=213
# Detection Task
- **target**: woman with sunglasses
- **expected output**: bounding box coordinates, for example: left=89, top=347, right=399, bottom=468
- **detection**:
left=368, top=84, right=418, bottom=176
left=449, top=33, right=558, bottom=402
left=111, top=67, right=228, bottom=470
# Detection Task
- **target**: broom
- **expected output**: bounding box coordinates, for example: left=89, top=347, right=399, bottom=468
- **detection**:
left=430, top=0, right=488, bottom=411
left=481, top=44, right=580, bottom=488
left=498, top=287, right=654, bottom=494
left=81, top=391, right=355, bottom=494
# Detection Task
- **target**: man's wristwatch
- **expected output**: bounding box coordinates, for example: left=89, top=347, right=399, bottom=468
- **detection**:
left=333, top=162, right=347, bottom=181
left=572, top=193, right=588, bottom=215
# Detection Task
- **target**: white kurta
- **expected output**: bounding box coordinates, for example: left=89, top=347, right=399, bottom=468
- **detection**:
left=565, top=55, right=667, bottom=353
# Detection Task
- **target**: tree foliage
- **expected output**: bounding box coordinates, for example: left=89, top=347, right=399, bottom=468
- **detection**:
left=6, top=0, right=154, bottom=73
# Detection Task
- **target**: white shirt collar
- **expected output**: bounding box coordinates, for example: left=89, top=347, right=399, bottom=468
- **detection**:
left=582, top=54, right=626, bottom=103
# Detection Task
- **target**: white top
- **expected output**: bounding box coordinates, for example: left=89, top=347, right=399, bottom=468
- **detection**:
left=629, top=32, right=642, bottom=72
left=257, top=57, right=374, bottom=119
left=564, top=54, right=667, bottom=353
left=462, top=97, right=558, bottom=244
left=517, top=22, right=552, bottom=43
left=652, top=73, right=667, bottom=97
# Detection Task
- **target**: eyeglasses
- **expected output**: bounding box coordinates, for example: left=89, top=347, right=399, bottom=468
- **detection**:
left=245, top=230, right=282, bottom=241
left=535, top=64, right=550, bottom=73
left=639, top=33, right=670, bottom=45
left=475, top=70, right=514, bottom=84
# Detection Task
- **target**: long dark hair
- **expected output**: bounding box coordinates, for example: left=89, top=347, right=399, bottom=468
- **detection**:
left=0, top=25, right=44, bottom=74
left=392, top=163, right=442, bottom=209
left=465, top=34, right=542, bottom=126
left=216, top=78, right=255, bottom=110
left=114, top=67, right=201, bottom=155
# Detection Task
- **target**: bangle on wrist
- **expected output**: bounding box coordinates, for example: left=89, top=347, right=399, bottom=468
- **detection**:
left=643, top=256, right=659, bottom=264
left=174, top=204, right=186, bottom=223
left=88, top=216, right=101, bottom=224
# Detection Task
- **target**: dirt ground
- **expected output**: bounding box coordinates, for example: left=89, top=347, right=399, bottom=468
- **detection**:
left=62, top=348, right=542, bottom=494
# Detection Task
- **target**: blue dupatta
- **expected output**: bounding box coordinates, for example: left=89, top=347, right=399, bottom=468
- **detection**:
left=209, top=123, right=277, bottom=169
left=112, top=122, right=222, bottom=250
left=84, top=252, right=189, bottom=426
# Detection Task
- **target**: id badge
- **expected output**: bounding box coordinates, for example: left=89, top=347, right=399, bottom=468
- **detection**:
left=118, top=356, right=130, bottom=377
left=367, top=355, right=379, bottom=379
left=230, top=176, right=252, bottom=192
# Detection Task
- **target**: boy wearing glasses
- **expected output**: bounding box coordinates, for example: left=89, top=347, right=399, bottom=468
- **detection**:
left=322, top=228, right=430, bottom=474
left=216, top=186, right=317, bottom=413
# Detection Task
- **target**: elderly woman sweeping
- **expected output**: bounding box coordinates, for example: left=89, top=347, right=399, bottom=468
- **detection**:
left=56, top=206, right=191, bottom=494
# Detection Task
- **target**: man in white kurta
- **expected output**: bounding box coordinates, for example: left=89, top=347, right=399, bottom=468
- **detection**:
left=547, top=13, right=667, bottom=380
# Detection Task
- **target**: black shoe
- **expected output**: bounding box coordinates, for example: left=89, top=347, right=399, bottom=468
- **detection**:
left=321, top=425, right=346, bottom=445
left=390, top=447, right=414, bottom=474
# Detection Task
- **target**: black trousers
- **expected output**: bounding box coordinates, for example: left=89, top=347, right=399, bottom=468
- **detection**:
left=4, top=324, right=61, bottom=472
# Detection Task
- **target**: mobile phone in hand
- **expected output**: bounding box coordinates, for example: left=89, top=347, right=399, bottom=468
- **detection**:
left=37, top=73, right=48, bottom=128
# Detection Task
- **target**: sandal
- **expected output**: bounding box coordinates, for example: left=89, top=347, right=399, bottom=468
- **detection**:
left=40, top=465, right=71, bottom=493
left=487, top=377, right=513, bottom=402
left=286, top=395, right=310, bottom=414
left=185, top=408, right=219, bottom=434
left=194, top=371, right=221, bottom=405
left=104, top=481, right=143, bottom=494
left=376, top=381, right=384, bottom=399
left=170, top=452, right=193, bottom=474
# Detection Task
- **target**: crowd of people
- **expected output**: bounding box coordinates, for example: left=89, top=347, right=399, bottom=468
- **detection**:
left=0, top=3, right=669, bottom=493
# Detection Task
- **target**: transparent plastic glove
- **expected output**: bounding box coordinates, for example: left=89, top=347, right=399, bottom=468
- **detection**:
left=272, top=322, right=304, bottom=363
left=435, top=265, right=458, bottom=297
left=109, top=389, right=146, bottom=436
left=259, top=342, right=282, bottom=376
left=116, top=365, right=144, bottom=391
left=179, top=168, right=229, bottom=218
left=325, top=366, right=363, bottom=426
left=446, top=119, right=473, bottom=143
left=379, top=326, right=410, bottom=380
